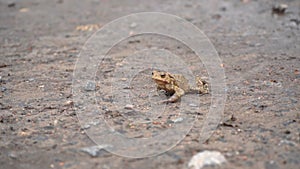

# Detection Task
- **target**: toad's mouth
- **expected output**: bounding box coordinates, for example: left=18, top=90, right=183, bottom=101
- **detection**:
left=153, top=79, right=167, bottom=85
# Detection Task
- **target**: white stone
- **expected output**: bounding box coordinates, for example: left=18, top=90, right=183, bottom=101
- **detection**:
left=188, top=150, right=226, bottom=169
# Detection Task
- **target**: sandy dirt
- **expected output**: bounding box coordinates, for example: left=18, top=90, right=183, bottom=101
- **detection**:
left=0, top=0, right=299, bottom=169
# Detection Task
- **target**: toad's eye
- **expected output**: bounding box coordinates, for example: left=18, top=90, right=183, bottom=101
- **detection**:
left=151, top=72, right=154, bottom=75
left=160, top=74, right=166, bottom=78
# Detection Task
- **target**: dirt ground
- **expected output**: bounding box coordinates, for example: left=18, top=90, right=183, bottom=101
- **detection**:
left=0, top=0, right=299, bottom=169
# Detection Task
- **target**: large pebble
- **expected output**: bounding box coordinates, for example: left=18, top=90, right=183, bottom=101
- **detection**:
left=188, top=150, right=226, bottom=169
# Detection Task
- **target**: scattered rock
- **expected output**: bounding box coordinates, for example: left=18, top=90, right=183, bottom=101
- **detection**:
left=8, top=152, right=17, bottom=159
left=284, top=130, right=291, bottom=134
left=290, top=19, right=299, bottom=26
left=263, top=80, right=282, bottom=87
left=53, top=119, right=58, bottom=126
left=81, top=124, right=91, bottom=129
left=220, top=114, right=238, bottom=127
left=7, top=2, right=15, bottom=8
left=84, top=81, right=96, bottom=91
left=189, top=103, right=198, bottom=107
left=272, top=4, right=288, bottom=15
left=44, top=125, right=54, bottom=130
left=89, top=121, right=100, bottom=126
left=19, top=8, right=29, bottom=13
left=172, top=117, right=183, bottom=123
left=76, top=24, right=100, bottom=31
left=18, top=130, right=32, bottom=137
left=65, top=100, right=73, bottom=106
left=130, top=22, right=137, bottom=28
left=0, top=64, right=9, bottom=68
left=80, top=145, right=111, bottom=157
left=28, top=78, right=35, bottom=82
left=1, top=86, right=7, bottom=92
left=249, top=43, right=262, bottom=47
left=124, top=104, right=134, bottom=110
left=265, top=160, right=279, bottom=169
left=283, top=119, right=296, bottom=126
left=188, top=151, right=226, bottom=169
left=279, top=140, right=297, bottom=146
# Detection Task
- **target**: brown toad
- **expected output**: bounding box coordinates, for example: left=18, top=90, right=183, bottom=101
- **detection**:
left=151, top=70, right=209, bottom=103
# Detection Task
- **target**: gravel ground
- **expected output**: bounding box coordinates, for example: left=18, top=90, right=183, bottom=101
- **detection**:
left=0, top=0, right=299, bottom=169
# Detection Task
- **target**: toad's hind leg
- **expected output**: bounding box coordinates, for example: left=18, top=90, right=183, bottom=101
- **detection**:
left=167, top=86, right=185, bottom=103
left=191, top=77, right=209, bottom=94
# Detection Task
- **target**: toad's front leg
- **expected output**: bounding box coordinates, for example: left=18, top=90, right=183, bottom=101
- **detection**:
left=166, top=86, right=185, bottom=103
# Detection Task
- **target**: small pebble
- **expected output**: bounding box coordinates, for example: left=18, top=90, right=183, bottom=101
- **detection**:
left=125, top=104, right=134, bottom=110
left=81, top=124, right=91, bottom=129
left=80, top=145, right=111, bottom=157
left=84, top=81, right=96, bottom=91
left=89, top=121, right=100, bottom=126
left=8, top=2, right=15, bottom=8
left=53, top=119, right=58, bottom=126
left=272, top=4, right=288, bottom=15
left=65, top=100, right=73, bottom=106
left=19, top=8, right=29, bottom=12
left=189, top=103, right=198, bottom=107
left=44, top=125, right=54, bottom=130
left=265, top=160, right=279, bottom=169
left=172, top=117, right=183, bottom=123
left=1, top=86, right=7, bottom=92
left=8, top=152, right=17, bottom=159
left=28, top=78, right=35, bottom=82
left=279, top=139, right=296, bottom=146
left=116, top=62, right=123, bottom=66
left=130, top=22, right=137, bottom=28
